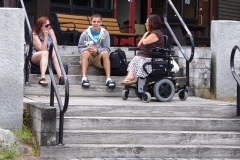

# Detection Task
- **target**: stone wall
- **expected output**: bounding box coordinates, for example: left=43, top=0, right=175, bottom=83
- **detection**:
left=177, top=47, right=211, bottom=98
left=0, top=8, right=24, bottom=129
left=211, top=20, right=240, bottom=99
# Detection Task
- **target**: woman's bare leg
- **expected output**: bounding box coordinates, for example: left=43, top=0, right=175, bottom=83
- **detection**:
left=123, top=71, right=135, bottom=81
left=31, top=51, right=48, bottom=79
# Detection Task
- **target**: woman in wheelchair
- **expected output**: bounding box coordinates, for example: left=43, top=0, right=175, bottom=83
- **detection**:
left=120, top=14, right=185, bottom=103
left=121, top=14, right=164, bottom=85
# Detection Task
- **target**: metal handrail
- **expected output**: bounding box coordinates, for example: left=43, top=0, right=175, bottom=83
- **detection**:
left=230, top=45, right=240, bottom=117
left=48, top=42, right=69, bottom=145
left=163, top=0, right=195, bottom=87
left=18, top=0, right=33, bottom=84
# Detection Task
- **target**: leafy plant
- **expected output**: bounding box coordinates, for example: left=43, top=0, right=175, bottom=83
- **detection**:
left=0, top=139, right=19, bottom=160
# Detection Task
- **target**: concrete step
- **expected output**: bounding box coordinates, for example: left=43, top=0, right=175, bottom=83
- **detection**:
left=60, top=130, right=240, bottom=146
left=40, top=144, right=240, bottom=158
left=26, top=96, right=235, bottom=118
left=24, top=83, right=192, bottom=97
left=58, top=117, right=240, bottom=131
left=60, top=64, right=183, bottom=76
left=56, top=103, right=236, bottom=118
left=28, top=74, right=186, bottom=85
left=17, top=158, right=240, bottom=160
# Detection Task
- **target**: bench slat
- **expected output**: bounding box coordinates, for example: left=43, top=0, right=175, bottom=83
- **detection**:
left=57, top=14, right=89, bottom=20
left=58, top=18, right=90, bottom=25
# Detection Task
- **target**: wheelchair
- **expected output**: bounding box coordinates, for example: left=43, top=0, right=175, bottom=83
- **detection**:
left=121, top=45, right=188, bottom=103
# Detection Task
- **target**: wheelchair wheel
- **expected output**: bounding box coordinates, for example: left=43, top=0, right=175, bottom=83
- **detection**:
left=153, top=79, right=175, bottom=102
left=178, top=89, right=188, bottom=101
left=121, top=89, right=129, bottom=100
left=142, top=92, right=151, bottom=103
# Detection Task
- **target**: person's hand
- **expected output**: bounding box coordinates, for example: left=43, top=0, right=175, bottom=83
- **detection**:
left=87, top=45, right=98, bottom=55
left=42, top=29, right=49, bottom=37
left=137, top=42, right=141, bottom=48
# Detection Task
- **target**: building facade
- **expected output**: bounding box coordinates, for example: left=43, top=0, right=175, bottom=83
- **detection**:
left=1, top=0, right=240, bottom=46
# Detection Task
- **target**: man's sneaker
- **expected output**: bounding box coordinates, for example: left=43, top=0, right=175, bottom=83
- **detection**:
left=82, top=78, right=90, bottom=87
left=106, top=79, right=116, bottom=88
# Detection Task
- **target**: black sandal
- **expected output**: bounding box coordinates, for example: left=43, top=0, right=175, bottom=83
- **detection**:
left=59, top=76, right=65, bottom=85
left=39, top=78, right=48, bottom=86
left=82, top=79, right=90, bottom=87
left=106, top=79, right=116, bottom=88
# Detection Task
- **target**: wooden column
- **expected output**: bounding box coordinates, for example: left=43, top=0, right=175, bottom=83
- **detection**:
left=3, top=0, right=17, bottom=7
left=35, top=0, right=50, bottom=19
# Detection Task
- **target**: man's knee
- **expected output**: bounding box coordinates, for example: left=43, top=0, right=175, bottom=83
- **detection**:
left=81, top=51, right=90, bottom=59
left=101, top=51, right=109, bottom=60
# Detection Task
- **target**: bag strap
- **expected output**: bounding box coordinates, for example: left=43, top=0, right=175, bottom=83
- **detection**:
left=116, top=48, right=126, bottom=61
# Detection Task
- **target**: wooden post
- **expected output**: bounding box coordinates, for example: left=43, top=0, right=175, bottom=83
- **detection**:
left=35, top=0, right=50, bottom=19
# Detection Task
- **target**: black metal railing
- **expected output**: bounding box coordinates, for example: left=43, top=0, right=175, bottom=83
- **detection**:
left=230, top=45, right=240, bottom=117
left=19, top=0, right=70, bottom=144
left=163, top=0, right=195, bottom=87
left=48, top=42, right=69, bottom=145
left=18, top=0, right=32, bottom=84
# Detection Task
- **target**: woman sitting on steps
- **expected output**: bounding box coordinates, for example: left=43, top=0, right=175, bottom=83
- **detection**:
left=31, top=16, right=64, bottom=86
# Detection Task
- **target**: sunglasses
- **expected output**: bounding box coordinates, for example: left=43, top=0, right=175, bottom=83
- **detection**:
left=45, top=24, right=51, bottom=28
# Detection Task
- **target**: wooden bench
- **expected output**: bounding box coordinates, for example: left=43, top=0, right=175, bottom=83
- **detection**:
left=50, top=13, right=90, bottom=45
left=99, top=17, right=137, bottom=47
left=50, top=13, right=137, bottom=47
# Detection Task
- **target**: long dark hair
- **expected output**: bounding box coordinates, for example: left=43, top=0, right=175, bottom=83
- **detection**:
left=33, top=16, right=49, bottom=34
left=147, top=14, right=162, bottom=32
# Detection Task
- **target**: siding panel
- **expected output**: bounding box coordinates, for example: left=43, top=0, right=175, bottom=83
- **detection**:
left=218, top=0, right=240, bottom=21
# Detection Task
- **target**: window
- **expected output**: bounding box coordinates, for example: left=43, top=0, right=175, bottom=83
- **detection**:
left=151, top=0, right=181, bottom=18
left=184, top=0, right=197, bottom=19
left=72, top=0, right=91, bottom=6
left=50, top=0, right=70, bottom=4
left=93, top=0, right=112, bottom=9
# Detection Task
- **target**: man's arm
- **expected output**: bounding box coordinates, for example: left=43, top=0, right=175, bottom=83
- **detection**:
left=97, top=31, right=111, bottom=54
left=78, top=31, right=88, bottom=54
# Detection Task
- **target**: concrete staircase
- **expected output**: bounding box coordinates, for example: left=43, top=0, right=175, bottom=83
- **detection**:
left=23, top=46, right=240, bottom=159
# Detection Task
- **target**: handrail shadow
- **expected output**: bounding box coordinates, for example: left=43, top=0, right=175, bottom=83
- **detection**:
left=230, top=45, right=240, bottom=117
left=163, top=0, right=195, bottom=87
left=48, top=41, right=69, bottom=145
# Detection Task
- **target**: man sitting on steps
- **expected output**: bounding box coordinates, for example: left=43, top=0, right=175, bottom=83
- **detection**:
left=78, top=13, right=115, bottom=88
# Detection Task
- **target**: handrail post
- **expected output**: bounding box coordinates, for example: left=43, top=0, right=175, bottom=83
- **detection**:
left=230, top=45, right=240, bottom=118
left=164, top=0, right=195, bottom=89
left=186, top=61, right=189, bottom=87
left=237, top=85, right=240, bottom=117
left=58, top=112, right=64, bottom=145
left=50, top=82, right=54, bottom=107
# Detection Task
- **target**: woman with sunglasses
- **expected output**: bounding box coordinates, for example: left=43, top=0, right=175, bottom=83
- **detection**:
left=31, top=17, right=64, bottom=86
left=31, top=16, right=64, bottom=86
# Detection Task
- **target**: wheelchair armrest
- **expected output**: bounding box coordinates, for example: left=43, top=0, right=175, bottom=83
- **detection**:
left=128, top=47, right=140, bottom=51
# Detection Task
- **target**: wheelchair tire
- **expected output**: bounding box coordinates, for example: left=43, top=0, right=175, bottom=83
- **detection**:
left=153, top=79, right=175, bottom=102
left=122, top=89, right=129, bottom=100
left=142, top=92, right=151, bottom=103
left=178, top=89, right=188, bottom=101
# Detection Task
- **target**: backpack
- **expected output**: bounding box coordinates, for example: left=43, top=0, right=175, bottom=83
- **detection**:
left=109, top=48, right=128, bottom=76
